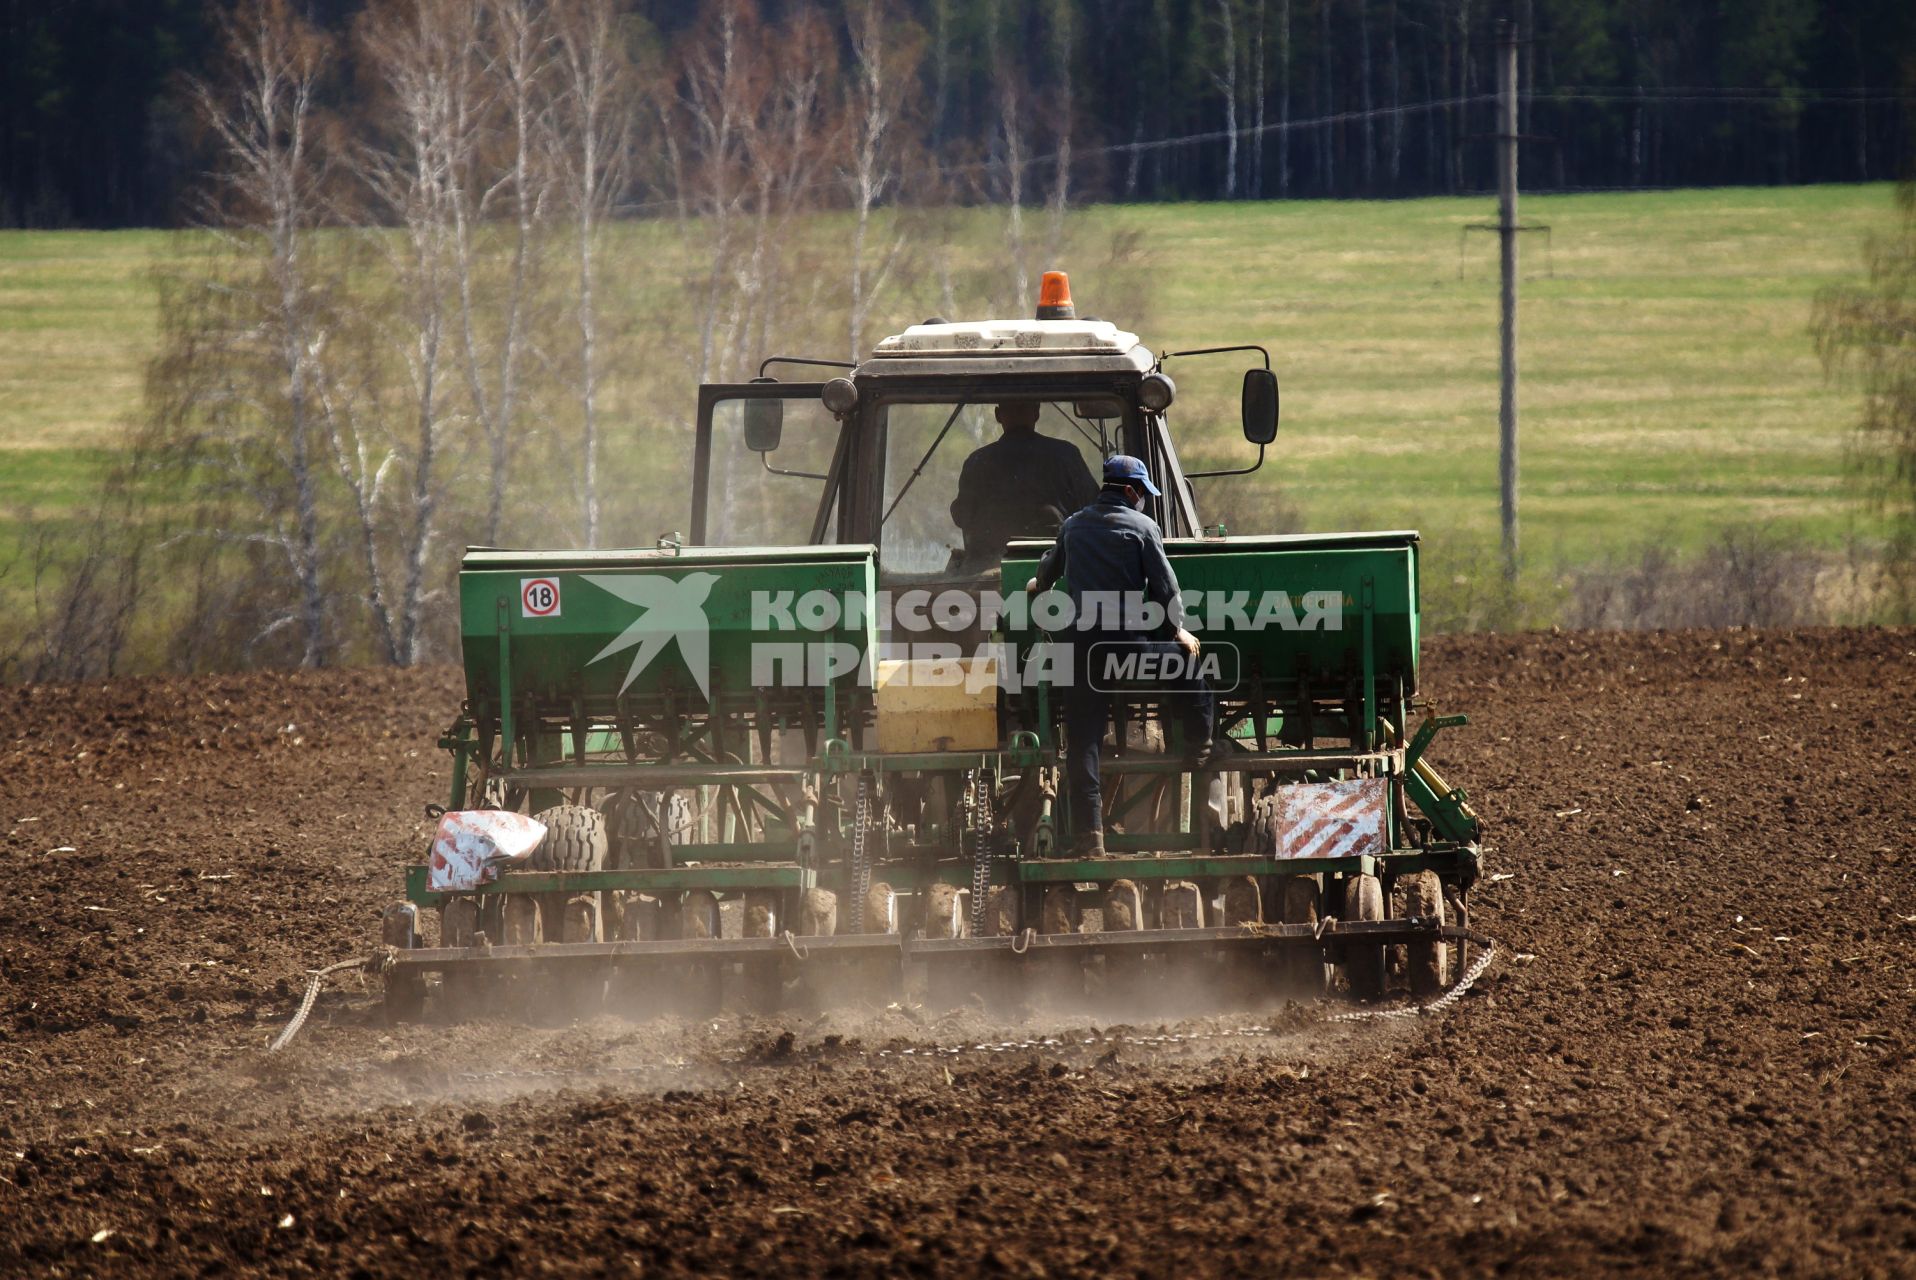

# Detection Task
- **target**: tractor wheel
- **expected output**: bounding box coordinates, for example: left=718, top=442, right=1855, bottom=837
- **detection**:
left=490, top=896, right=548, bottom=1020
left=558, top=895, right=601, bottom=943
left=979, top=885, right=1018, bottom=937
left=617, top=893, right=663, bottom=941
left=1446, top=885, right=1471, bottom=977
left=440, top=897, right=479, bottom=947
left=529, top=804, right=608, bottom=872
left=1161, top=881, right=1205, bottom=929
left=1217, top=875, right=1264, bottom=1007
left=671, top=891, right=724, bottom=1016
left=439, top=897, right=482, bottom=1018
left=609, top=894, right=665, bottom=1019
left=740, top=889, right=786, bottom=1013
left=1342, top=874, right=1387, bottom=1002
left=528, top=804, right=606, bottom=955
left=1404, top=870, right=1449, bottom=998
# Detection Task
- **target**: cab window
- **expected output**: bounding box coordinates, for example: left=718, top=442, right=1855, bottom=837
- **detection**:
left=878, top=398, right=1117, bottom=581
left=704, top=394, right=840, bottom=548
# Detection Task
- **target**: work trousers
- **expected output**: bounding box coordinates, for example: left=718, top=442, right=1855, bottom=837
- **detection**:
left=1062, top=637, right=1216, bottom=839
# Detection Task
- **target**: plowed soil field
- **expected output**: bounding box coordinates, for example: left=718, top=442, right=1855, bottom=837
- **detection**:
left=1, top=628, right=1911, bottom=1278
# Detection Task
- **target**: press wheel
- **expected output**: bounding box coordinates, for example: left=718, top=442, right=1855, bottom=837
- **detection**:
left=1404, top=870, right=1449, bottom=998
left=1341, top=873, right=1386, bottom=1001
left=1278, top=875, right=1328, bottom=997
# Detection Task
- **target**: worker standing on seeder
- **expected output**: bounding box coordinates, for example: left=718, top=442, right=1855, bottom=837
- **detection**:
left=1028, top=454, right=1217, bottom=856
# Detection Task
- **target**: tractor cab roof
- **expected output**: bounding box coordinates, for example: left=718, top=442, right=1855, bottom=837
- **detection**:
left=855, top=317, right=1155, bottom=382
left=854, top=272, right=1156, bottom=381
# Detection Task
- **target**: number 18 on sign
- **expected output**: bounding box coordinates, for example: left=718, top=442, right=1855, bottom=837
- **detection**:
left=521, top=577, right=561, bottom=618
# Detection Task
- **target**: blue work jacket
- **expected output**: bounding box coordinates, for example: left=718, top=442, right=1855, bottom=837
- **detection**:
left=1032, top=489, right=1186, bottom=641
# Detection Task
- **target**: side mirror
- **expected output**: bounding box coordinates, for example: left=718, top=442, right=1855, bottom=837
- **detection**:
left=1241, top=368, right=1279, bottom=445
left=743, top=398, right=784, bottom=452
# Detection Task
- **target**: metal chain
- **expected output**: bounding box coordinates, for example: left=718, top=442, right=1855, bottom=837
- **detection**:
left=967, top=769, right=994, bottom=938
left=268, top=956, right=377, bottom=1052
left=1321, top=938, right=1499, bottom=1024
left=848, top=771, right=874, bottom=934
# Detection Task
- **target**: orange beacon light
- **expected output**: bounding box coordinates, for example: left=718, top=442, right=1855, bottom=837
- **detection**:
left=1036, top=270, right=1075, bottom=320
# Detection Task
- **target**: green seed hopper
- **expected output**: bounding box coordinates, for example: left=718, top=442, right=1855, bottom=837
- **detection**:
left=454, top=544, right=875, bottom=777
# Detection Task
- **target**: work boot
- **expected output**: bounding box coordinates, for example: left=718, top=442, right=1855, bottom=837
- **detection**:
left=1069, top=830, right=1105, bottom=858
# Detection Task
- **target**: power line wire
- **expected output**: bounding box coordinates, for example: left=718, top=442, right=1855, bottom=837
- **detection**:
left=612, top=87, right=1906, bottom=219
left=1534, top=90, right=1907, bottom=106
left=1550, top=84, right=1908, bottom=97
left=615, top=94, right=1497, bottom=216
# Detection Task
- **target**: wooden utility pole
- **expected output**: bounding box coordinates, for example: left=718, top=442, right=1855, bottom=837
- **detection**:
left=1496, top=20, right=1520, bottom=582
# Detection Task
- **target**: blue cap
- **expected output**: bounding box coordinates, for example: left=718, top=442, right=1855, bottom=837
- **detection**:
left=1102, top=453, right=1161, bottom=496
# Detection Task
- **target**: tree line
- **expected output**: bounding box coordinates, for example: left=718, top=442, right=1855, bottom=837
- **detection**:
left=3, top=0, right=1912, bottom=681
left=2, top=0, right=1912, bottom=229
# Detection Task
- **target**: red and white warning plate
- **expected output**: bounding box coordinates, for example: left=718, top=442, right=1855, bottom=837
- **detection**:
left=1267, top=777, right=1387, bottom=860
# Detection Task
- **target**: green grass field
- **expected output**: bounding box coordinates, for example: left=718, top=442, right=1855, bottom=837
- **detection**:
left=1102, top=186, right=1891, bottom=564
left=0, top=185, right=1896, bottom=632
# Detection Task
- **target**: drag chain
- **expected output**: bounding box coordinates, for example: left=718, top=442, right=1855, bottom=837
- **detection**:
left=1321, top=934, right=1498, bottom=1025
left=268, top=955, right=381, bottom=1052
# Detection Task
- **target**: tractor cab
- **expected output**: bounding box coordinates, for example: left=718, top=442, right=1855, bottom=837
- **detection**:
left=690, top=273, right=1281, bottom=595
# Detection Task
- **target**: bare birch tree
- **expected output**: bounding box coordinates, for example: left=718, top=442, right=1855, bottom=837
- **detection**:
left=844, top=0, right=923, bottom=361
left=1043, top=0, right=1074, bottom=261
left=1319, top=0, right=1335, bottom=191
left=1815, top=181, right=1916, bottom=610
left=458, top=0, right=558, bottom=545
left=1251, top=0, right=1266, bottom=197
left=671, top=0, right=763, bottom=382
left=999, top=79, right=1030, bottom=310
left=1277, top=0, right=1291, bottom=194
left=736, top=7, right=835, bottom=375
left=1213, top=0, right=1240, bottom=197
left=552, top=0, right=634, bottom=547
left=353, top=0, right=479, bottom=663
left=983, top=0, right=1031, bottom=313
left=1358, top=0, right=1375, bottom=187
left=1387, top=0, right=1402, bottom=184
left=176, top=0, right=338, bottom=667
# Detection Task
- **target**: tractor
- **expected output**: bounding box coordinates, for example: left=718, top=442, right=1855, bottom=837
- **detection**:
left=379, top=272, right=1484, bottom=1019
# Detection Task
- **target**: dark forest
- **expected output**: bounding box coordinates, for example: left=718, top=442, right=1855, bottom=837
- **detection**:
left=2, top=0, right=1911, bottom=229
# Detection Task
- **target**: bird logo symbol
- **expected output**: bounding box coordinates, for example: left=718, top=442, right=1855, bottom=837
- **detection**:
left=583, top=572, right=721, bottom=700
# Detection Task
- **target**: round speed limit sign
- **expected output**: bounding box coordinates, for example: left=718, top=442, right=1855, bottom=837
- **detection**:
left=520, top=577, right=561, bottom=618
